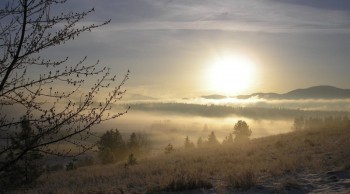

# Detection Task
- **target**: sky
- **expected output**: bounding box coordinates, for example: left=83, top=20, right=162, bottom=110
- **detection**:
left=46, top=0, right=350, bottom=98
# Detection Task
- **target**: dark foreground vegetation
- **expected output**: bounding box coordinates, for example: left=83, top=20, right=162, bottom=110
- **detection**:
left=7, top=123, right=350, bottom=193
left=0, top=0, right=128, bottom=191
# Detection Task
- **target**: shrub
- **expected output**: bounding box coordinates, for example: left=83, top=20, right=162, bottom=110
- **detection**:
left=164, top=144, right=175, bottom=154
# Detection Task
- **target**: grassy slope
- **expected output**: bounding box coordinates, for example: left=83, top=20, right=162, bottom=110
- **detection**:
left=16, top=127, right=350, bottom=193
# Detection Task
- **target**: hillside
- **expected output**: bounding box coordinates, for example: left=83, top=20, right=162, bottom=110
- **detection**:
left=285, top=85, right=350, bottom=99
left=15, top=127, right=350, bottom=193
left=236, top=85, right=350, bottom=100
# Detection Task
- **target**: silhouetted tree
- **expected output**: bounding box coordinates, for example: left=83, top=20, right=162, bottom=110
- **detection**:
left=0, top=117, right=43, bottom=189
left=97, top=129, right=126, bottom=164
left=127, top=132, right=151, bottom=155
left=127, top=132, right=140, bottom=152
left=184, top=136, right=195, bottom=149
left=197, top=137, right=203, bottom=147
left=207, top=131, right=220, bottom=146
left=0, top=0, right=129, bottom=178
left=233, top=120, right=252, bottom=142
left=222, top=133, right=234, bottom=145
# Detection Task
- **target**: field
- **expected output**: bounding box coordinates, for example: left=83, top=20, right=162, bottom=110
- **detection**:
left=12, top=126, right=350, bottom=194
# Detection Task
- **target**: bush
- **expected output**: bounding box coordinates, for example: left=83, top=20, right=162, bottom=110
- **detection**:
left=164, top=144, right=175, bottom=154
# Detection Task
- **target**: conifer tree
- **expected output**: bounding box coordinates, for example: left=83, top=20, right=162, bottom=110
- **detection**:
left=222, top=133, right=234, bottom=145
left=233, top=120, right=252, bottom=142
left=0, top=117, right=43, bottom=189
left=207, top=131, right=220, bottom=146
left=197, top=137, right=203, bottom=147
left=97, top=129, right=126, bottom=164
left=184, top=136, right=195, bottom=148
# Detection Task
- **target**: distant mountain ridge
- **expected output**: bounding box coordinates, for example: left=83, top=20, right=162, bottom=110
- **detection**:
left=236, top=86, right=350, bottom=100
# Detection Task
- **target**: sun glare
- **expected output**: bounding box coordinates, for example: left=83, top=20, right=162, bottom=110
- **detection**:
left=206, top=54, right=256, bottom=95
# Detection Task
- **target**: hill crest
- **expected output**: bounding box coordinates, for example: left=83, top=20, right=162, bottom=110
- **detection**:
left=234, top=85, right=350, bottom=99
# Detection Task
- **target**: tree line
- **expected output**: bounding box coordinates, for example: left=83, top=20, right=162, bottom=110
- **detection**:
left=293, top=116, right=350, bottom=131
left=97, top=129, right=151, bottom=164
left=128, top=102, right=349, bottom=120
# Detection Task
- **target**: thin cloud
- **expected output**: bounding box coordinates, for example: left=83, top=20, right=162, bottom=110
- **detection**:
left=79, top=0, right=350, bottom=33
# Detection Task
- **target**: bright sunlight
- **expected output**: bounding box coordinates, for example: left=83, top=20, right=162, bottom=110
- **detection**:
left=206, top=54, right=257, bottom=95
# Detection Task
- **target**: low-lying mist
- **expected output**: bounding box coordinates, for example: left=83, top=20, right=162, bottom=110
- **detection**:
left=123, top=96, right=350, bottom=111
left=100, top=110, right=291, bottom=149
left=4, top=96, right=349, bottom=151
left=97, top=97, right=350, bottom=149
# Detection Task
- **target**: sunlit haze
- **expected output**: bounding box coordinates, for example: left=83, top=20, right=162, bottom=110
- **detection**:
left=205, top=53, right=257, bottom=96
left=34, top=0, right=350, bottom=98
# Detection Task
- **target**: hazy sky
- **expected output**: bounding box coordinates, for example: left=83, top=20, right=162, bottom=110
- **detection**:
left=46, top=0, right=350, bottom=97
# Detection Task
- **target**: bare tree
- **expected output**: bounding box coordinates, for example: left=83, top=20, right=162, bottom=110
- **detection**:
left=0, top=0, right=129, bottom=175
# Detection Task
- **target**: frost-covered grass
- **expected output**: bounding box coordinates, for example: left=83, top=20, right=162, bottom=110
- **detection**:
left=13, top=127, right=350, bottom=193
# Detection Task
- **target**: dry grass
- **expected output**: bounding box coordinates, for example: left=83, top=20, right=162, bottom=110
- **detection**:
left=10, top=127, right=350, bottom=193
left=161, top=173, right=213, bottom=192
left=227, top=167, right=257, bottom=190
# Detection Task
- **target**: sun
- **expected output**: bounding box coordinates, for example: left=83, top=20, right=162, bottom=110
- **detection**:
left=205, top=54, right=256, bottom=95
